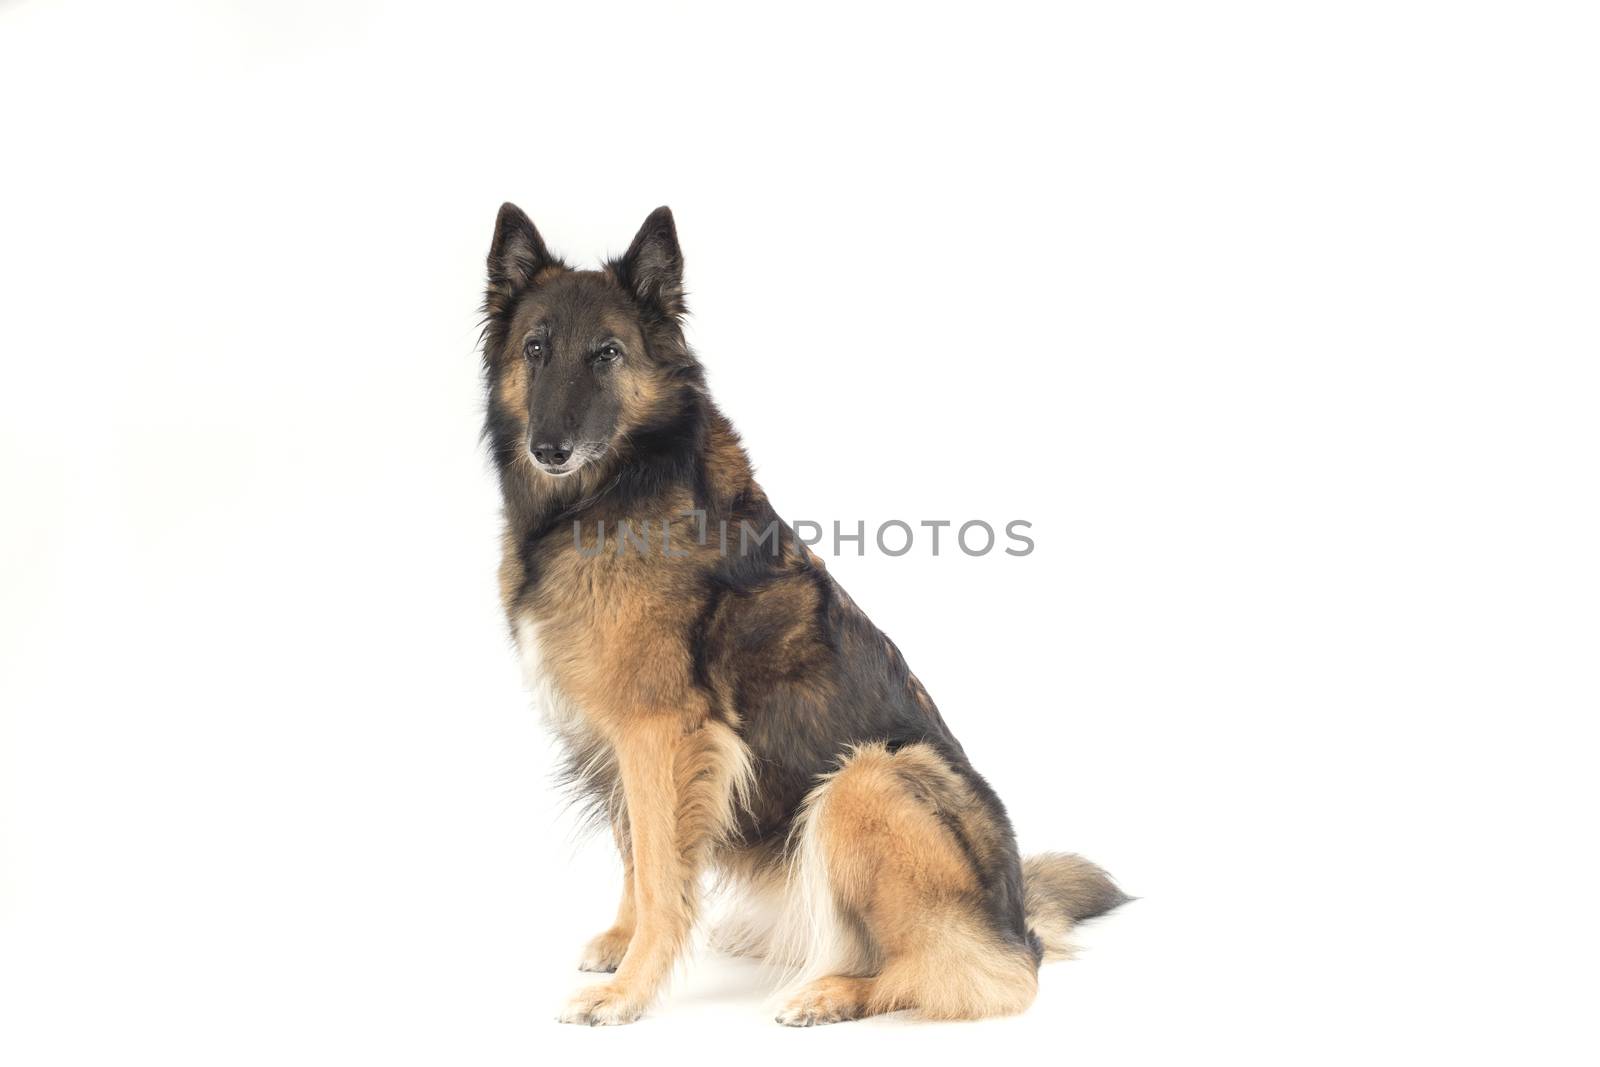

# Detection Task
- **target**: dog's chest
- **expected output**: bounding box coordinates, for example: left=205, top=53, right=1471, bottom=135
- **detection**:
left=513, top=612, right=587, bottom=738
left=507, top=532, right=706, bottom=752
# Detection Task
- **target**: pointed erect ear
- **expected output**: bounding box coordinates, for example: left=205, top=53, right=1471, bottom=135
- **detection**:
left=486, top=202, right=555, bottom=307
left=615, top=206, right=685, bottom=319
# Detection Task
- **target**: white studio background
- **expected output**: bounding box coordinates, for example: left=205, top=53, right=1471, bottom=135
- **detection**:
left=1, top=2, right=1596, bottom=1064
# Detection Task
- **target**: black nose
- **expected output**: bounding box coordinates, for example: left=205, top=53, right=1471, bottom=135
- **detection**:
left=530, top=442, right=573, bottom=468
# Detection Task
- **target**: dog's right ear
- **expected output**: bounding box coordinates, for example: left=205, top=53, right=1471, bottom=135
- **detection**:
left=485, top=202, right=557, bottom=313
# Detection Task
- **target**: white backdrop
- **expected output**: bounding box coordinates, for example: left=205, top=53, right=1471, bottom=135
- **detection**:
left=2, top=2, right=1596, bottom=1064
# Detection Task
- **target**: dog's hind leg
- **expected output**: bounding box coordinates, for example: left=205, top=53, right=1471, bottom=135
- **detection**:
left=774, top=741, right=1039, bottom=1026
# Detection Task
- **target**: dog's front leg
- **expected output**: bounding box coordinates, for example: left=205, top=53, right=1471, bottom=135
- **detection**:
left=577, top=811, right=635, bottom=972
left=559, top=715, right=697, bottom=1025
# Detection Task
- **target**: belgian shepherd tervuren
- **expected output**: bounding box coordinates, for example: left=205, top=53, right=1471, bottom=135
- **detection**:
left=481, top=204, right=1126, bottom=1025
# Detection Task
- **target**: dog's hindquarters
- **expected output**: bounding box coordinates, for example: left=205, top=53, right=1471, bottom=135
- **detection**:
left=765, top=741, right=1042, bottom=1024
left=722, top=741, right=1128, bottom=1025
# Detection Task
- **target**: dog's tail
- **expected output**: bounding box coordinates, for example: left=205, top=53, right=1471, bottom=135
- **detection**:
left=1022, top=852, right=1131, bottom=961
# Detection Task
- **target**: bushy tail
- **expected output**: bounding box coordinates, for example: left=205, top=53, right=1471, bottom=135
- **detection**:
left=1022, top=852, right=1131, bottom=961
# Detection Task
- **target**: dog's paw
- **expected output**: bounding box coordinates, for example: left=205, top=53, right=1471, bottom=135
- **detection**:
left=558, top=983, right=645, bottom=1026
left=577, top=928, right=631, bottom=973
left=774, top=978, right=868, bottom=1027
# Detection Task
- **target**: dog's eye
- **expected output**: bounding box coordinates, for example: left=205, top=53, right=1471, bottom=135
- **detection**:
left=523, top=338, right=543, bottom=360
left=594, top=343, right=621, bottom=363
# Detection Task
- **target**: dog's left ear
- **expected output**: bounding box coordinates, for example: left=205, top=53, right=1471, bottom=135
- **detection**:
left=615, top=206, right=685, bottom=320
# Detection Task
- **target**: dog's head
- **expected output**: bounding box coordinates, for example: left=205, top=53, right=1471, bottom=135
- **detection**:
left=481, top=204, right=696, bottom=480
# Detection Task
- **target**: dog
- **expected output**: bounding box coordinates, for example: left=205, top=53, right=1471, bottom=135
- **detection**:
left=481, top=204, right=1127, bottom=1025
